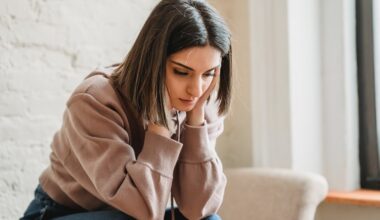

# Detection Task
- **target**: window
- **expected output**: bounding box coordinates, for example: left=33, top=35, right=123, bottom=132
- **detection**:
left=357, top=0, right=380, bottom=189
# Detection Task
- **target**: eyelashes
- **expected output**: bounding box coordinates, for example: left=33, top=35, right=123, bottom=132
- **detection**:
left=173, top=69, right=188, bottom=76
left=173, top=69, right=215, bottom=77
left=204, top=72, right=216, bottom=77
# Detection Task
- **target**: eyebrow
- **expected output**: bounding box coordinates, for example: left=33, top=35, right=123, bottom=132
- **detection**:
left=170, top=60, right=220, bottom=73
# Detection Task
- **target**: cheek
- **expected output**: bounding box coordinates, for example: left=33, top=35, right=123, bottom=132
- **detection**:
left=166, top=77, right=183, bottom=96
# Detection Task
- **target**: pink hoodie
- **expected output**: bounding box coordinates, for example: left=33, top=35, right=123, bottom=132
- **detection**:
left=39, top=67, right=227, bottom=220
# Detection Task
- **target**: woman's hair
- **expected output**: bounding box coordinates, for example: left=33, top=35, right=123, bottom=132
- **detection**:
left=111, top=0, right=232, bottom=128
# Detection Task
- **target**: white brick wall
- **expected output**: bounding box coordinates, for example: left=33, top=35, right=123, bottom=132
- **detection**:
left=0, top=0, right=157, bottom=219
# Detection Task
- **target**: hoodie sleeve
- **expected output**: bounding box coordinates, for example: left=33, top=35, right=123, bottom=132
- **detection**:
left=171, top=115, right=227, bottom=220
left=62, top=92, right=182, bottom=220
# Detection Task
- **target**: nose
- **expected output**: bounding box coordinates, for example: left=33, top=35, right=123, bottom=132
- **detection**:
left=187, top=77, right=203, bottom=98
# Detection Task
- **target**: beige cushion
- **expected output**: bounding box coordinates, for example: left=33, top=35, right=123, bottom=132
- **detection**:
left=219, top=168, right=328, bottom=220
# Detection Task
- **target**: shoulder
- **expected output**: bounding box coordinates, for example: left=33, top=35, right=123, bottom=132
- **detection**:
left=63, top=66, right=131, bottom=132
left=67, top=66, right=120, bottom=107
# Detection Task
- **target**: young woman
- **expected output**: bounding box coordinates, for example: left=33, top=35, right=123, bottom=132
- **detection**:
left=20, top=0, right=232, bottom=219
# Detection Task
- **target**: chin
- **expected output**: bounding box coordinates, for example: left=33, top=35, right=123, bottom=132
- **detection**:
left=173, top=104, right=194, bottom=112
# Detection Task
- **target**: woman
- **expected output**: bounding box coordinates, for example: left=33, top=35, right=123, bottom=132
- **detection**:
left=20, top=0, right=232, bottom=219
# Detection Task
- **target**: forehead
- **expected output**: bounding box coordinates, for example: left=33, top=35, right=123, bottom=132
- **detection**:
left=168, top=45, right=221, bottom=70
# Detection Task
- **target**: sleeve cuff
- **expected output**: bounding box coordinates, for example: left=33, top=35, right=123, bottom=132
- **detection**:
left=137, top=131, right=183, bottom=178
left=180, top=122, right=217, bottom=162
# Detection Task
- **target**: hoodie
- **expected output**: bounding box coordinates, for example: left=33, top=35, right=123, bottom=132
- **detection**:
left=38, top=66, right=227, bottom=220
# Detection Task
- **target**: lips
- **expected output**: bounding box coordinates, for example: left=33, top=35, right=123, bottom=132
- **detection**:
left=179, top=98, right=196, bottom=105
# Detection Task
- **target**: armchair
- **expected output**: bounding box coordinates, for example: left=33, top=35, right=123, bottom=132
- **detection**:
left=219, top=168, right=328, bottom=220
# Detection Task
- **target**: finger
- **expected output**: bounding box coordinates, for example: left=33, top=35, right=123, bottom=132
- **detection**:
left=199, top=68, right=220, bottom=103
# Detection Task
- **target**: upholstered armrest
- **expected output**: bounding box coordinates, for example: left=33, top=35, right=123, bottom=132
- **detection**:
left=219, top=168, right=328, bottom=220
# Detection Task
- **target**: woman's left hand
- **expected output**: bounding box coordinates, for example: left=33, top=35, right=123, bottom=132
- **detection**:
left=186, top=68, right=220, bottom=126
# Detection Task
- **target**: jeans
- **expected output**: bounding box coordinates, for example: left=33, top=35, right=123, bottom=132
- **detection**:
left=20, top=185, right=221, bottom=220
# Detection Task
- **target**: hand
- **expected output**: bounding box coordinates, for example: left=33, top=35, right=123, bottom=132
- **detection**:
left=186, top=68, right=220, bottom=126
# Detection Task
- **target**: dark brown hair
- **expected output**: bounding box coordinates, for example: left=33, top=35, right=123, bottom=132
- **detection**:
left=111, top=0, right=232, bottom=128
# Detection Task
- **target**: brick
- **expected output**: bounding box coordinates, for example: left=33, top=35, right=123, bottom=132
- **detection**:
left=9, top=20, right=70, bottom=50
left=0, top=92, right=28, bottom=116
left=7, top=69, right=66, bottom=93
left=0, top=1, right=161, bottom=219
left=1, top=0, right=34, bottom=21
left=26, top=92, right=67, bottom=116
left=0, top=46, right=13, bottom=70
left=4, top=47, right=73, bottom=72
left=0, top=116, right=61, bottom=142
left=0, top=80, right=6, bottom=92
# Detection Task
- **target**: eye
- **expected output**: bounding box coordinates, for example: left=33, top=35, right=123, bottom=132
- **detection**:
left=203, top=71, right=216, bottom=78
left=173, top=69, right=188, bottom=76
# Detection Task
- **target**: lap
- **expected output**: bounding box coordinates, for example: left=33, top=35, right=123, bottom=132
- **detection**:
left=52, top=210, right=133, bottom=220
left=20, top=185, right=220, bottom=220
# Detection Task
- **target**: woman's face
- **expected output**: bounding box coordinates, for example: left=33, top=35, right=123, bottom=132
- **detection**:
left=165, top=44, right=221, bottom=112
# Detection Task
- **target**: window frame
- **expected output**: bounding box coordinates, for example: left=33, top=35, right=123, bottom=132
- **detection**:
left=357, top=0, right=380, bottom=189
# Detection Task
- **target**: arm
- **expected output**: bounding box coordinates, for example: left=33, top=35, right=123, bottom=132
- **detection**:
left=63, top=93, right=182, bottom=220
left=170, top=68, right=226, bottom=219
left=171, top=117, right=227, bottom=220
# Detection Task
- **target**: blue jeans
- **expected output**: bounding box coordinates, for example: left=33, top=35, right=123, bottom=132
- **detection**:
left=20, top=185, right=221, bottom=220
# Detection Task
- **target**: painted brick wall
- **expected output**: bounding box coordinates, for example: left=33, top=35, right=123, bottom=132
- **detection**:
left=0, top=0, right=157, bottom=219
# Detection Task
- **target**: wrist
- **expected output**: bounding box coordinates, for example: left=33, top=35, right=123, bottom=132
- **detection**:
left=186, top=109, right=205, bottom=126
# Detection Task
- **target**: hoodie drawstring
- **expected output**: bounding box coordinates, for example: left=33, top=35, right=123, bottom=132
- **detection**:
left=171, top=110, right=180, bottom=220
